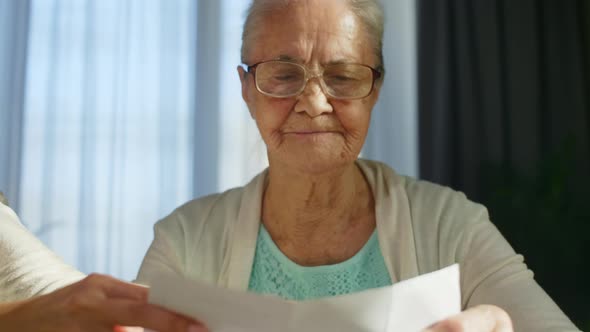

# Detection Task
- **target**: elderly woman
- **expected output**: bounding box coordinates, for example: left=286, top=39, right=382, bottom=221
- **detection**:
left=136, top=0, right=578, bottom=331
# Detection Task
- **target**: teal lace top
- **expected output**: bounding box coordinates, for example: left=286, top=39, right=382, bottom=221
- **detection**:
left=248, top=224, right=392, bottom=300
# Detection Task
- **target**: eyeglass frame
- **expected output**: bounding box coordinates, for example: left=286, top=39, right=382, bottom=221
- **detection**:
left=241, top=60, right=383, bottom=100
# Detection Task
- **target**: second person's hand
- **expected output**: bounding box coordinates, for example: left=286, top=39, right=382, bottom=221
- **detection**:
left=0, top=273, right=209, bottom=332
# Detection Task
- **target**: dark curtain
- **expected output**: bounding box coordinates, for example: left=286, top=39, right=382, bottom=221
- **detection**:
left=418, top=0, right=590, bottom=328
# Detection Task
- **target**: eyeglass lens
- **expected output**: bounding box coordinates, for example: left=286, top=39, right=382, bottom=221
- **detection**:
left=255, top=62, right=374, bottom=99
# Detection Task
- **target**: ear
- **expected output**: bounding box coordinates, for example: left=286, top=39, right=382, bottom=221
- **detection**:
left=237, top=66, right=249, bottom=102
left=237, top=66, right=256, bottom=119
left=372, top=81, right=382, bottom=100
left=368, top=78, right=383, bottom=106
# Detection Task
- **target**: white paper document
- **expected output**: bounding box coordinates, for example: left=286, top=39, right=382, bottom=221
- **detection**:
left=148, top=264, right=461, bottom=332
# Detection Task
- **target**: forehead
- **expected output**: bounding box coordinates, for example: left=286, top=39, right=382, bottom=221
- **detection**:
left=246, top=0, right=373, bottom=65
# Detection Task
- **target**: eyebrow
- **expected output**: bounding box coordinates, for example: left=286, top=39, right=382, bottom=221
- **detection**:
left=275, top=54, right=302, bottom=62
left=274, top=55, right=360, bottom=65
left=326, top=59, right=358, bottom=65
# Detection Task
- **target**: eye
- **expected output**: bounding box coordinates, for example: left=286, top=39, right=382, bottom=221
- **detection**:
left=326, top=73, right=360, bottom=84
left=273, top=74, right=299, bottom=82
left=331, top=75, right=358, bottom=82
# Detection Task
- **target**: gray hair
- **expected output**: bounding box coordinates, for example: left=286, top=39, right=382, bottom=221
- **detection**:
left=241, top=0, right=385, bottom=71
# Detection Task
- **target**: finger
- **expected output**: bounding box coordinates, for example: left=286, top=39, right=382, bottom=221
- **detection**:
left=113, top=326, right=144, bottom=332
left=103, top=280, right=148, bottom=302
left=99, top=298, right=208, bottom=332
left=424, top=305, right=512, bottom=332
left=84, top=274, right=149, bottom=302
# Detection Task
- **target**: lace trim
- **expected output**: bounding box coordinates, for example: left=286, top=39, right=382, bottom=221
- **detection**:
left=248, top=224, right=392, bottom=300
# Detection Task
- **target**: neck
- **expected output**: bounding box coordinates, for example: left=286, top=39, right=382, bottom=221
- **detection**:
left=262, top=159, right=374, bottom=244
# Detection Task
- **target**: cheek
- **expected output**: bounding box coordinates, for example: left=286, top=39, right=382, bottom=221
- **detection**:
left=254, top=99, right=294, bottom=141
left=333, top=101, right=372, bottom=138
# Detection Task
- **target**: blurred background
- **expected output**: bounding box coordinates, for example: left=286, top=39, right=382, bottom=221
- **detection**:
left=0, top=0, right=587, bottom=328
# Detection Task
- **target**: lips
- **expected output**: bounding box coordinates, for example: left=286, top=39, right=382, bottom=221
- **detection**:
left=285, top=130, right=336, bottom=134
left=283, top=126, right=341, bottom=134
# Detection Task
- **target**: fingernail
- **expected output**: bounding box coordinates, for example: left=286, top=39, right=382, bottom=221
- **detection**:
left=187, top=324, right=208, bottom=332
left=422, top=322, right=439, bottom=332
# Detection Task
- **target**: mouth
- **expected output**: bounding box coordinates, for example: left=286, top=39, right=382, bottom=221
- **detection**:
left=283, top=131, right=340, bottom=138
left=287, top=131, right=331, bottom=134
left=283, top=129, right=340, bottom=135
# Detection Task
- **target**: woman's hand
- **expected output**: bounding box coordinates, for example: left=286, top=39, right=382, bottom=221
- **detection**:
left=0, top=273, right=208, bottom=332
left=423, top=305, right=513, bottom=332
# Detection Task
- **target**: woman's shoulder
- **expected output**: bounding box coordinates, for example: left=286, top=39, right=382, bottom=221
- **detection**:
left=360, top=159, right=489, bottom=224
left=402, top=176, right=488, bottom=223
left=158, top=186, right=247, bottom=239
left=138, top=172, right=266, bottom=282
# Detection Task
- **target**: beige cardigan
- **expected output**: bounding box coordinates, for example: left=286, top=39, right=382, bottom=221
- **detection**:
left=136, top=159, right=579, bottom=331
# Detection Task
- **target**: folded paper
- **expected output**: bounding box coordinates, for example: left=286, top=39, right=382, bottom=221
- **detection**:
left=148, top=264, right=460, bottom=332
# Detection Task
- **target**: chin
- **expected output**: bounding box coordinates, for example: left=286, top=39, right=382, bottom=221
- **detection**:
left=267, top=136, right=361, bottom=174
left=283, top=150, right=356, bottom=175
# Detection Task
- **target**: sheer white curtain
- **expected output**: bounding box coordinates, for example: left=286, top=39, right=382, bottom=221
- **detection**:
left=18, top=0, right=202, bottom=280
left=193, top=0, right=268, bottom=196
left=0, top=0, right=416, bottom=282
left=218, top=1, right=269, bottom=191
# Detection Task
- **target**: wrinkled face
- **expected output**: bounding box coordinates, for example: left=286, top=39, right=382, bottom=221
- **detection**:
left=239, top=0, right=382, bottom=174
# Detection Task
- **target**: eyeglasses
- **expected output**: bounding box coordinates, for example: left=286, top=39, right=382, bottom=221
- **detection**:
left=242, top=60, right=382, bottom=100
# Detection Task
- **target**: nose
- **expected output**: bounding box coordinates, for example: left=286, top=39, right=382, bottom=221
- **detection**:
left=293, top=78, right=333, bottom=117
